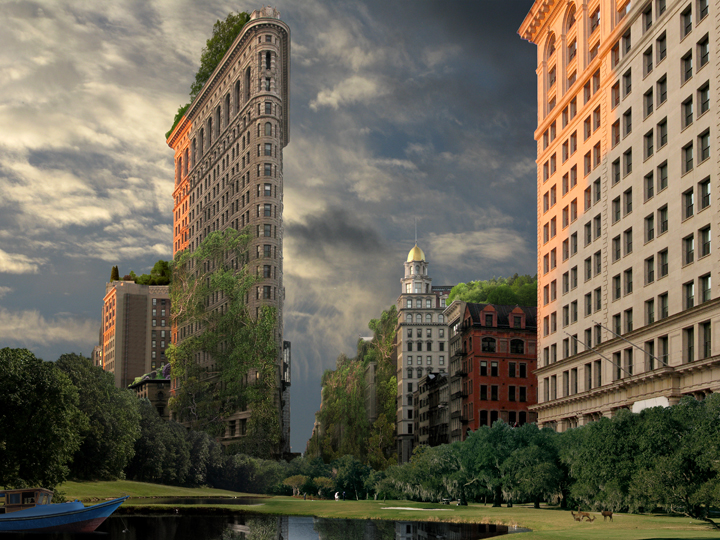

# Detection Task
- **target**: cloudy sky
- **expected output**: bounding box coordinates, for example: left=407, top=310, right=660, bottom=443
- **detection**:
left=0, top=0, right=537, bottom=452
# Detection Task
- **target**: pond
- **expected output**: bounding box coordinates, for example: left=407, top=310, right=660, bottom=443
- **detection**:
left=3, top=514, right=530, bottom=540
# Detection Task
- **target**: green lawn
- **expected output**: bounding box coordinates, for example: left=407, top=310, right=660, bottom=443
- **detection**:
left=59, top=481, right=720, bottom=539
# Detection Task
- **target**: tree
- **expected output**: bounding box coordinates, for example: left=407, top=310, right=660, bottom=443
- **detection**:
left=0, top=348, right=85, bottom=488
left=447, top=275, right=537, bottom=307
left=169, top=228, right=280, bottom=456
left=282, top=475, right=308, bottom=496
left=110, top=265, right=119, bottom=281
left=55, top=353, right=140, bottom=480
left=190, top=12, right=251, bottom=100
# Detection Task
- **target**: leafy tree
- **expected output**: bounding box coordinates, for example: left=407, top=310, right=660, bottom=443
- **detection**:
left=191, top=12, right=251, bottom=100
left=282, top=474, right=308, bottom=496
left=125, top=399, right=172, bottom=482
left=447, top=275, right=537, bottom=307
left=332, top=455, right=372, bottom=500
left=110, top=265, right=119, bottom=281
left=314, top=476, right=334, bottom=498
left=169, top=228, right=280, bottom=456
left=167, top=12, right=250, bottom=138
left=55, top=353, right=140, bottom=480
left=0, top=348, right=84, bottom=488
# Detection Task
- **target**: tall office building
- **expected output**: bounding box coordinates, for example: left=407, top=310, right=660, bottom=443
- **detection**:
left=520, top=0, right=720, bottom=429
left=166, top=7, right=291, bottom=452
left=100, top=281, right=171, bottom=388
left=396, top=244, right=452, bottom=463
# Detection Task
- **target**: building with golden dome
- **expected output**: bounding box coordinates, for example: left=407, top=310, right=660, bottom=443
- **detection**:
left=395, top=244, right=453, bottom=463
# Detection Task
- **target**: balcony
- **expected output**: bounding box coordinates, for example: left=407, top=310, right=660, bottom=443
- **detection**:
left=450, top=410, right=461, bottom=419
left=454, top=367, right=467, bottom=377
left=461, top=416, right=469, bottom=424
left=451, top=390, right=468, bottom=399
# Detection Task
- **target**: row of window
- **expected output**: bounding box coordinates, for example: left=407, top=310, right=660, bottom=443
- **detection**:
left=473, top=384, right=528, bottom=403
left=407, top=341, right=444, bottom=352
left=407, top=327, right=446, bottom=339
left=406, top=366, right=445, bottom=379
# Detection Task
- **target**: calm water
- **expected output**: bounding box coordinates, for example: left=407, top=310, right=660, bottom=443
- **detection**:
left=2, top=514, right=529, bottom=540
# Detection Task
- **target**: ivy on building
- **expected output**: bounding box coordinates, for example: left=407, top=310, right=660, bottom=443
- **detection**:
left=306, top=306, right=398, bottom=470
left=167, top=228, right=280, bottom=457
left=447, top=274, right=538, bottom=307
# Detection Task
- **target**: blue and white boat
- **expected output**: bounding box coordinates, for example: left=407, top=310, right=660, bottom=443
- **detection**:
left=0, top=488, right=127, bottom=532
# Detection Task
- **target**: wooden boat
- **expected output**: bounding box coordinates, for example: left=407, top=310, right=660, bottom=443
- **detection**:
left=0, top=488, right=127, bottom=532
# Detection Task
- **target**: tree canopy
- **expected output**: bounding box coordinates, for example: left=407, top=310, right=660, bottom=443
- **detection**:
left=447, top=274, right=537, bottom=307
left=0, top=348, right=84, bottom=488
left=166, top=12, right=250, bottom=139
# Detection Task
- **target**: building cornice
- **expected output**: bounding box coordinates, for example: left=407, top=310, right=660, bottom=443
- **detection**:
left=518, top=0, right=556, bottom=44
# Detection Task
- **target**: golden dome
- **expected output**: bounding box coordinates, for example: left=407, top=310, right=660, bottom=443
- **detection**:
left=407, top=244, right=425, bottom=262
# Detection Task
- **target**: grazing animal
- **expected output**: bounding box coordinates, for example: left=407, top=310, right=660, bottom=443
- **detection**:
left=576, top=507, right=591, bottom=520
left=586, top=516, right=596, bottom=522
left=601, top=510, right=613, bottom=521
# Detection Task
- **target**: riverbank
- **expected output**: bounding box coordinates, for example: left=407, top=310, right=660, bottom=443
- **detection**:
left=60, top=481, right=720, bottom=539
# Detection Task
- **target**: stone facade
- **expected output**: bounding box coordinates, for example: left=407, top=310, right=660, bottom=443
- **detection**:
left=519, top=0, right=720, bottom=428
left=166, top=7, right=291, bottom=452
left=100, top=281, right=171, bottom=388
left=396, top=244, right=452, bottom=463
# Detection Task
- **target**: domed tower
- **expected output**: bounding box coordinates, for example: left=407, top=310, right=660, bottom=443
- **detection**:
left=396, top=243, right=452, bottom=464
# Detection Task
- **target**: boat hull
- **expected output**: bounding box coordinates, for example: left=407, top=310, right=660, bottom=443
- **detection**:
left=0, top=496, right=128, bottom=533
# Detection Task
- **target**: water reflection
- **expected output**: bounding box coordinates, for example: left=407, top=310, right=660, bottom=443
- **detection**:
left=1, top=514, right=528, bottom=540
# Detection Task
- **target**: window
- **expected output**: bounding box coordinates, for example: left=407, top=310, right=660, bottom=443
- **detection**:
left=682, top=7, right=692, bottom=38
left=643, top=3, right=653, bottom=32
left=659, top=248, right=669, bottom=277
left=700, top=178, right=711, bottom=209
left=685, top=281, right=695, bottom=309
left=625, top=309, right=634, bottom=333
left=612, top=83, right=620, bottom=108
left=264, top=183, right=272, bottom=196
left=571, top=233, right=578, bottom=255
left=624, top=268, right=633, bottom=295
left=623, top=109, right=632, bottom=136
left=623, top=69, right=632, bottom=96
left=646, top=213, right=655, bottom=242
left=584, top=117, right=591, bottom=140
left=683, top=142, right=695, bottom=175
left=624, top=228, right=633, bottom=254
left=699, top=83, right=710, bottom=115
left=657, top=33, right=667, bottom=62
left=264, top=143, right=272, bottom=156
left=700, top=274, right=711, bottom=302
left=645, top=130, right=654, bottom=158
left=571, top=266, right=578, bottom=288
left=646, top=255, right=655, bottom=283
left=657, top=76, right=667, bottom=106
left=265, top=122, right=272, bottom=136
left=611, top=42, right=620, bottom=67
left=595, top=288, right=602, bottom=311
left=613, top=275, right=621, bottom=300
left=702, top=321, right=712, bottom=358
left=645, top=172, right=655, bottom=200
left=684, top=189, right=695, bottom=219
left=644, top=90, right=654, bottom=117
left=684, top=234, right=695, bottom=264
left=612, top=159, right=620, bottom=185
left=594, top=251, right=602, bottom=276
left=659, top=292, right=669, bottom=319
left=585, top=223, right=592, bottom=246
left=612, top=235, right=621, bottom=262
left=658, top=162, right=668, bottom=191
left=624, top=149, right=632, bottom=175
left=590, top=7, right=600, bottom=32
left=568, top=39, right=577, bottom=61
left=644, top=47, right=654, bottom=75
left=584, top=257, right=592, bottom=281
left=700, top=226, right=711, bottom=257
left=658, top=0, right=666, bottom=15
left=699, top=0, right=709, bottom=19
left=682, top=52, right=693, bottom=83
left=683, top=97, right=694, bottom=128
left=623, top=30, right=632, bottom=54
left=570, top=132, right=577, bottom=154
left=646, top=299, right=655, bottom=324
left=700, top=131, right=710, bottom=162
left=264, top=163, right=272, bottom=176
left=594, top=214, right=602, bottom=239
left=699, top=35, right=709, bottom=68
left=657, top=118, right=667, bottom=148
left=612, top=121, right=620, bottom=147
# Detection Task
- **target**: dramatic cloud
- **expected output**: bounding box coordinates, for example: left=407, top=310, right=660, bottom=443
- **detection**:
left=0, top=0, right=538, bottom=451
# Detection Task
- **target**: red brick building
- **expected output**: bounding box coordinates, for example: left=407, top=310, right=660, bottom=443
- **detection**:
left=456, top=303, right=538, bottom=436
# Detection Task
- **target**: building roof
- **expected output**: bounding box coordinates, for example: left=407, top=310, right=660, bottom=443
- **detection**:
left=466, top=303, right=537, bottom=329
left=407, top=244, right=425, bottom=262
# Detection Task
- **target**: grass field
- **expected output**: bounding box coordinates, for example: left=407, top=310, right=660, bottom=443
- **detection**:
left=60, top=481, right=720, bottom=539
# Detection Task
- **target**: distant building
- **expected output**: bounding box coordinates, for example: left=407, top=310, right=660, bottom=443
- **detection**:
left=396, top=243, right=452, bottom=463
left=100, top=281, right=171, bottom=388
left=91, top=344, right=102, bottom=368
left=129, top=371, right=171, bottom=420
left=412, top=372, right=449, bottom=447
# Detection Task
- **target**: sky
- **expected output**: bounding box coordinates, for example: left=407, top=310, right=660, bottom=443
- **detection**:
left=0, top=0, right=537, bottom=453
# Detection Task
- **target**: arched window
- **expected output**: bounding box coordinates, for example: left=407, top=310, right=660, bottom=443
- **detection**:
left=408, top=342, right=413, bottom=352
left=407, top=368, right=413, bottom=379
left=416, top=299, right=422, bottom=308
left=265, top=122, right=272, bottom=136
left=265, top=51, right=272, bottom=69
left=416, top=368, right=423, bottom=378
left=425, top=314, right=432, bottom=322
left=547, top=34, right=556, bottom=58
left=439, top=314, right=444, bottom=323
left=416, top=314, right=422, bottom=323
left=566, top=5, right=576, bottom=33
left=406, top=313, right=412, bottom=322
left=482, top=337, right=497, bottom=353
left=510, top=339, right=525, bottom=354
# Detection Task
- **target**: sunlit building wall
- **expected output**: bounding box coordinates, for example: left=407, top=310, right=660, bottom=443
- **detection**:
left=520, top=0, right=720, bottom=428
